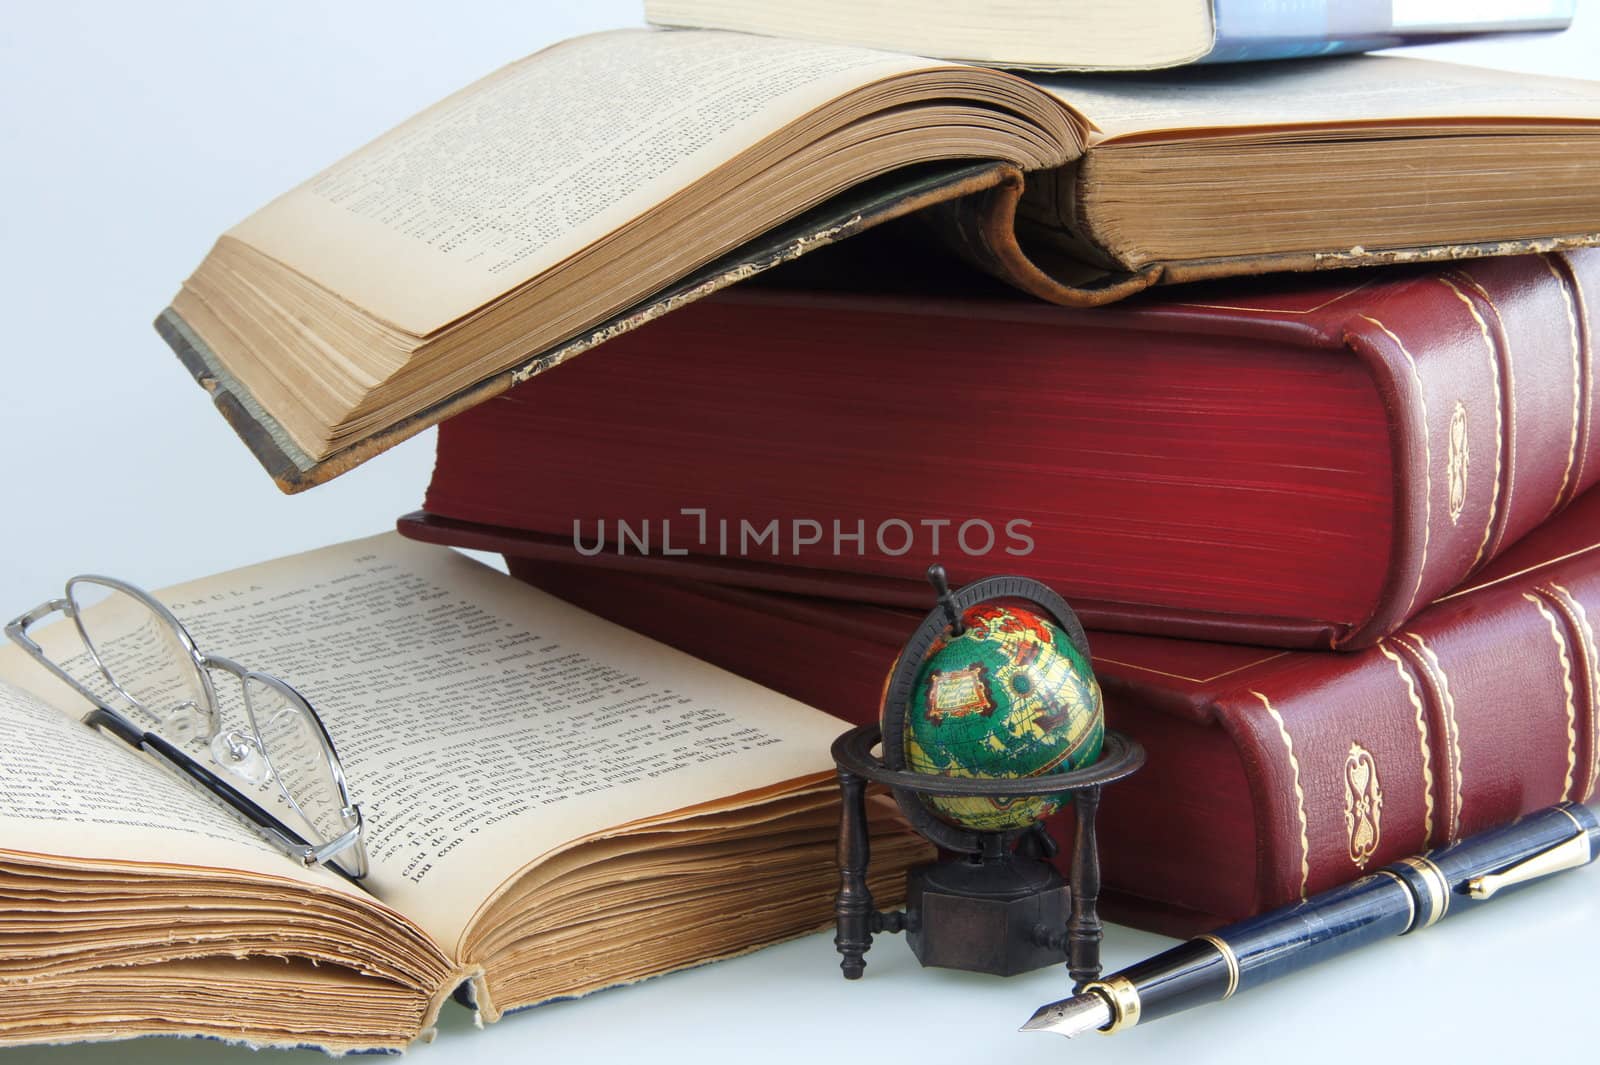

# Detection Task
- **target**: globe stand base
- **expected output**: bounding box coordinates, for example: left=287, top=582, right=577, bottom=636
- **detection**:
left=830, top=724, right=1144, bottom=985
left=905, top=855, right=1070, bottom=976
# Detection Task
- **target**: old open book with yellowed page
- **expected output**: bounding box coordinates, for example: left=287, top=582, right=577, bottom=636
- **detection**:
left=0, top=533, right=926, bottom=1051
left=159, top=28, right=1600, bottom=492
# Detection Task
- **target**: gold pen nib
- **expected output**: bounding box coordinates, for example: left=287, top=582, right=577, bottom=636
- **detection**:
left=1020, top=992, right=1114, bottom=1038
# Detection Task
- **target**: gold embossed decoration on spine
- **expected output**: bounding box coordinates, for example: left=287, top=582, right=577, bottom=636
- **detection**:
left=1343, top=743, right=1384, bottom=868
left=1448, top=400, right=1470, bottom=525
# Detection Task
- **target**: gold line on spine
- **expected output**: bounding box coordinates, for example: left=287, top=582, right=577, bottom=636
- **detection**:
left=1251, top=690, right=1310, bottom=898
left=1525, top=591, right=1580, bottom=800
left=1402, top=633, right=1463, bottom=841
left=1380, top=642, right=1436, bottom=846
left=1555, top=257, right=1593, bottom=495
left=1359, top=315, right=1433, bottom=619
left=1437, top=540, right=1600, bottom=602
left=1547, top=582, right=1600, bottom=799
left=1437, top=279, right=1506, bottom=568
left=1540, top=256, right=1583, bottom=514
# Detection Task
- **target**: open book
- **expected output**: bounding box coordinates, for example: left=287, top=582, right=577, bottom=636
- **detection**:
left=0, top=534, right=925, bottom=1052
left=157, top=28, right=1600, bottom=491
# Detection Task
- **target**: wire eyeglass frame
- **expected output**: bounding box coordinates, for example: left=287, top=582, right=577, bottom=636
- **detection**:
left=5, top=575, right=368, bottom=882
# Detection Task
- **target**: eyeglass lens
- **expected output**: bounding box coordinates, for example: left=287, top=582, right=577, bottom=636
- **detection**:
left=247, top=677, right=355, bottom=854
left=67, top=578, right=211, bottom=742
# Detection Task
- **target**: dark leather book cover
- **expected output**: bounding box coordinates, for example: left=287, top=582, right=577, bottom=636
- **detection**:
left=481, top=488, right=1600, bottom=936
left=418, top=249, right=1600, bottom=650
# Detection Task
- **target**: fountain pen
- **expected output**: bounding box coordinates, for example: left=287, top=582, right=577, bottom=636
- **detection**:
left=1023, top=801, right=1600, bottom=1038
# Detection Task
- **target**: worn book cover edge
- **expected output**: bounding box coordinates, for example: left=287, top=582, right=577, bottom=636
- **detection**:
left=156, top=161, right=1019, bottom=494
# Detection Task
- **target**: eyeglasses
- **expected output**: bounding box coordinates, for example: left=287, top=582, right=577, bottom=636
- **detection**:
left=5, top=575, right=368, bottom=881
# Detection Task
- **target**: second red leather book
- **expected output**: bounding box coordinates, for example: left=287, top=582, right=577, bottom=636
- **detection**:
left=423, top=250, right=1600, bottom=649
left=490, top=489, right=1600, bottom=936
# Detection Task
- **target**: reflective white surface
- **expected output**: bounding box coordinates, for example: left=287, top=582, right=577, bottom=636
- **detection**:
left=0, top=2, right=1595, bottom=1062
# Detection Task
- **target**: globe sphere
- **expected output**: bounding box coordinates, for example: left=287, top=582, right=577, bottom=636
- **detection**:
left=894, top=601, right=1104, bottom=831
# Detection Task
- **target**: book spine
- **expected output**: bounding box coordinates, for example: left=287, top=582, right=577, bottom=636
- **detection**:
left=1338, top=251, right=1600, bottom=647
left=1206, top=563, right=1600, bottom=913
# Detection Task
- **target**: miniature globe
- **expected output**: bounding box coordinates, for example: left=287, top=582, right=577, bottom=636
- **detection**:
left=894, top=601, right=1105, bottom=831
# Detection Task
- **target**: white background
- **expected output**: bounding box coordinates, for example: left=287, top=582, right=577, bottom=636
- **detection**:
left=1, top=2, right=1597, bottom=1062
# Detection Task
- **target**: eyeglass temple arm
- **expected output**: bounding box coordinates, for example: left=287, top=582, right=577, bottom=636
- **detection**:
left=5, top=600, right=119, bottom=731
left=6, top=598, right=70, bottom=637
left=4, top=598, right=70, bottom=661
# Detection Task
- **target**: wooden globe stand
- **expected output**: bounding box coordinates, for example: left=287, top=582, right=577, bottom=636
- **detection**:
left=830, top=569, right=1145, bottom=986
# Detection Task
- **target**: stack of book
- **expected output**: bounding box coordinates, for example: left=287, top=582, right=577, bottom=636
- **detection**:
left=399, top=239, right=1600, bottom=935
left=136, top=1, right=1599, bottom=1046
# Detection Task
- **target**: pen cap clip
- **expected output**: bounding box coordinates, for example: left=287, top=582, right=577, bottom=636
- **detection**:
left=1466, top=824, right=1593, bottom=899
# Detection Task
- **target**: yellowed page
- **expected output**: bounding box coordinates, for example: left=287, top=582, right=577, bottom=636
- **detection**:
left=6, top=534, right=849, bottom=955
left=0, top=673, right=359, bottom=898
left=227, top=28, right=948, bottom=335
left=1038, top=55, right=1600, bottom=142
left=0, top=959, right=427, bottom=1053
left=0, top=604, right=457, bottom=1053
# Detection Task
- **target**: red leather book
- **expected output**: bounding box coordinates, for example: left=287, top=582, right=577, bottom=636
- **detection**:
left=421, top=250, right=1600, bottom=650
left=480, top=489, right=1600, bottom=936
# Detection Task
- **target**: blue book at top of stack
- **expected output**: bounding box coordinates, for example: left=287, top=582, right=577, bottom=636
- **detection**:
left=1208, top=0, right=1574, bottom=63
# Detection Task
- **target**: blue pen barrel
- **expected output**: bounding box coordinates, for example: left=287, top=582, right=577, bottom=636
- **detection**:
left=1076, top=804, right=1600, bottom=1032
left=1120, top=873, right=1413, bottom=1024
left=1222, top=874, right=1414, bottom=995
left=1385, top=803, right=1600, bottom=927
